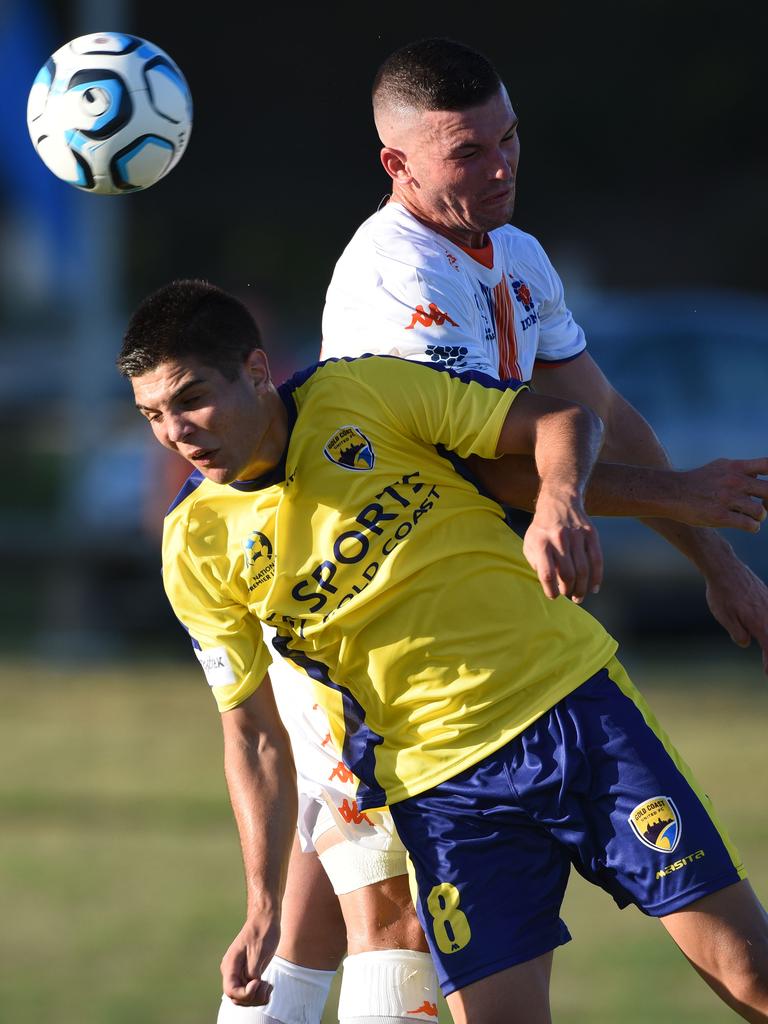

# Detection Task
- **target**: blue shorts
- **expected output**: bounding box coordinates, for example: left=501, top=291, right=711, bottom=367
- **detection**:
left=390, top=657, right=745, bottom=996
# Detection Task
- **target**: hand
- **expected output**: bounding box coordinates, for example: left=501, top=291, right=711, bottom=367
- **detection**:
left=674, top=459, right=768, bottom=531
left=704, top=559, right=768, bottom=674
left=523, top=490, right=604, bottom=603
left=220, top=914, right=281, bottom=1006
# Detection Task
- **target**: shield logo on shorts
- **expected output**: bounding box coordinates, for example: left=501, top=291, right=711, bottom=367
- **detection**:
left=628, top=795, right=681, bottom=852
left=323, top=426, right=375, bottom=471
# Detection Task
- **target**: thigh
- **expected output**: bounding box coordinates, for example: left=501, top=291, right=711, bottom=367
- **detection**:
left=660, top=878, right=768, bottom=975
left=520, top=659, right=745, bottom=917
left=276, top=833, right=347, bottom=970
left=446, top=952, right=553, bottom=1024
left=390, top=755, right=572, bottom=997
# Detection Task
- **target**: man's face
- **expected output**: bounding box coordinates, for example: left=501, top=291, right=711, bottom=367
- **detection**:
left=389, top=86, right=520, bottom=240
left=131, top=351, right=282, bottom=485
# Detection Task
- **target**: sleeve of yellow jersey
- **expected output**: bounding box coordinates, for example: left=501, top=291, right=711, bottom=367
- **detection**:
left=162, top=529, right=272, bottom=713
left=359, top=357, right=526, bottom=458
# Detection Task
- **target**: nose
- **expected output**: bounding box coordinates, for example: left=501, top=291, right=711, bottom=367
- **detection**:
left=492, top=136, right=519, bottom=180
left=165, top=410, right=194, bottom=445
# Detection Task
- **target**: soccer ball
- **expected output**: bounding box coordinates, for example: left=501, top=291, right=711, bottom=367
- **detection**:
left=27, top=32, right=192, bottom=195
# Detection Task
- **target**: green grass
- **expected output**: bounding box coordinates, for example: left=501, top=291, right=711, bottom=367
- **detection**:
left=1, top=647, right=766, bottom=1023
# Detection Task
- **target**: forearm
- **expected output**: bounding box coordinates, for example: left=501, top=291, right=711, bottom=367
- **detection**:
left=223, top=716, right=297, bottom=918
left=470, top=454, right=700, bottom=517
left=606, top=401, right=741, bottom=577
left=530, top=403, right=604, bottom=501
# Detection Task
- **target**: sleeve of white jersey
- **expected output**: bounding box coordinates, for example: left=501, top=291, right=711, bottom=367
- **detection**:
left=162, top=541, right=271, bottom=713
left=321, top=246, right=498, bottom=376
left=524, top=236, right=586, bottom=365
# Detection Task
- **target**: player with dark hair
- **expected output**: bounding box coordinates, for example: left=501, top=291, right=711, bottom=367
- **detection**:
left=118, top=279, right=264, bottom=379
left=120, top=277, right=768, bottom=1023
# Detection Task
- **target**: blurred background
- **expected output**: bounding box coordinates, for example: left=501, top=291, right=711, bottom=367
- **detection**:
left=1, top=1, right=767, bottom=1021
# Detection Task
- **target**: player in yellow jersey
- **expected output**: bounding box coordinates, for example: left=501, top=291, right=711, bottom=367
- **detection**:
left=236, top=37, right=768, bottom=1024
left=119, top=279, right=768, bottom=1024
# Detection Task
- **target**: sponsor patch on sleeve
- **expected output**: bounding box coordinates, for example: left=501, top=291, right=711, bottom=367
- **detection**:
left=194, top=645, right=236, bottom=688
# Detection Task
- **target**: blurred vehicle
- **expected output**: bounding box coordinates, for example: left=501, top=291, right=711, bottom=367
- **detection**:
left=571, top=287, right=768, bottom=640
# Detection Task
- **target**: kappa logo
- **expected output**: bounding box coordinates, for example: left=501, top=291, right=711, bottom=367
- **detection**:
left=329, top=760, right=354, bottom=784
left=628, top=795, right=682, bottom=852
left=443, top=249, right=460, bottom=272
left=323, top=425, right=375, bottom=471
left=338, top=798, right=374, bottom=826
left=407, top=1001, right=439, bottom=1018
left=405, top=302, right=459, bottom=330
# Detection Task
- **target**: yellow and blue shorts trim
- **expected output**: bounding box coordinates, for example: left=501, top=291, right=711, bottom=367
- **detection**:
left=390, top=656, right=745, bottom=996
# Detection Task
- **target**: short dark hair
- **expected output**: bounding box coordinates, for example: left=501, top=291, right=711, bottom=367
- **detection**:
left=117, top=279, right=262, bottom=380
left=372, top=38, right=501, bottom=113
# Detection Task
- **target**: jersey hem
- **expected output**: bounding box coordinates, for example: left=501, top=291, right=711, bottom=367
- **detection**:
left=533, top=346, right=587, bottom=368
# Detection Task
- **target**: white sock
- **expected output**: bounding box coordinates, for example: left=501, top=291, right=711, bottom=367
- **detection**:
left=217, top=954, right=336, bottom=1024
left=338, top=949, right=439, bottom=1023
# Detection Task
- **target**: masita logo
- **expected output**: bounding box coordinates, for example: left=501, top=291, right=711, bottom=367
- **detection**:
left=628, top=795, right=681, bottom=852
left=323, top=426, right=375, bottom=471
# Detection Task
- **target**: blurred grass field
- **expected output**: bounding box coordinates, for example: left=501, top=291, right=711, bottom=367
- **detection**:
left=2, top=644, right=767, bottom=1024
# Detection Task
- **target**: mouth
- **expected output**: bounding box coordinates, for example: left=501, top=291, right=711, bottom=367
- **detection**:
left=187, top=447, right=218, bottom=466
left=484, top=186, right=514, bottom=204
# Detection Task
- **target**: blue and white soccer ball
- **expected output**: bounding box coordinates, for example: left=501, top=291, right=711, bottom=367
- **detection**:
left=27, top=32, right=192, bottom=195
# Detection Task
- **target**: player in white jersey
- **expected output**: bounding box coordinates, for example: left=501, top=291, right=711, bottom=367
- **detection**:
left=220, top=37, right=768, bottom=1023
left=322, top=200, right=584, bottom=382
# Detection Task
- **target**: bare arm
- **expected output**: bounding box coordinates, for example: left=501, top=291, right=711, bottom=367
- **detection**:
left=497, top=389, right=604, bottom=603
left=219, top=677, right=298, bottom=1006
left=468, top=453, right=768, bottom=530
left=531, top=352, right=768, bottom=671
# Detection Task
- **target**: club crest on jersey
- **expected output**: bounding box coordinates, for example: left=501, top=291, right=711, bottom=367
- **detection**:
left=628, top=796, right=681, bottom=853
left=510, top=277, right=534, bottom=311
left=323, top=426, right=375, bottom=471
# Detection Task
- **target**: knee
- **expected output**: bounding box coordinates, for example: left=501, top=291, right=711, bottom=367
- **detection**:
left=341, top=874, right=429, bottom=954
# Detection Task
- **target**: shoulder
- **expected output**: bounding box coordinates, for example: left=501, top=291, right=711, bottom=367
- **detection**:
left=339, top=203, right=458, bottom=274
left=162, top=472, right=237, bottom=563
left=491, top=223, right=552, bottom=266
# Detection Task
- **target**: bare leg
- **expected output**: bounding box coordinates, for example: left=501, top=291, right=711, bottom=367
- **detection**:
left=276, top=832, right=347, bottom=970
left=445, top=951, right=553, bottom=1024
left=314, top=825, right=428, bottom=954
left=660, top=879, right=768, bottom=1022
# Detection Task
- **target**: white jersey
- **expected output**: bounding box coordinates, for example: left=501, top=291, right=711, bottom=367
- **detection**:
left=321, top=201, right=586, bottom=381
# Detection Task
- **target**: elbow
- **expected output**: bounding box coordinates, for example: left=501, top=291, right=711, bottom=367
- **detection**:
left=576, top=402, right=605, bottom=455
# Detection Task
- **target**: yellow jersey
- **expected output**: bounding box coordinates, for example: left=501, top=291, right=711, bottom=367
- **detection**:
left=163, top=356, right=617, bottom=808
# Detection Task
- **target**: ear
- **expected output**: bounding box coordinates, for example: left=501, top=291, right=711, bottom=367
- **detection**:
left=244, top=348, right=271, bottom=389
left=380, top=146, right=413, bottom=185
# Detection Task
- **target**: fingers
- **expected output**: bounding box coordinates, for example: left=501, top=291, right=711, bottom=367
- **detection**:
left=735, top=457, right=768, bottom=477
left=684, top=460, right=768, bottom=530
left=526, top=526, right=603, bottom=604
left=223, top=978, right=272, bottom=1007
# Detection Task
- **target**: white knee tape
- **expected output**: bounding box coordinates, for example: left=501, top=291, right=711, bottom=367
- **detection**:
left=338, top=949, right=438, bottom=1022
left=217, top=955, right=336, bottom=1024
left=318, top=839, right=408, bottom=895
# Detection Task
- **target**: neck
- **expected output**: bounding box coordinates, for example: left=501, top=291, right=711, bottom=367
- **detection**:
left=240, top=390, right=289, bottom=481
left=389, top=191, right=488, bottom=250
